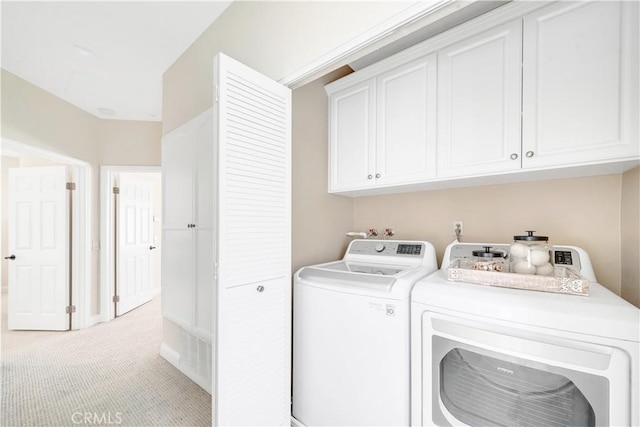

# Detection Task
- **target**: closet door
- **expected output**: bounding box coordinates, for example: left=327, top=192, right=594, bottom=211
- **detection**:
left=214, top=53, right=292, bottom=425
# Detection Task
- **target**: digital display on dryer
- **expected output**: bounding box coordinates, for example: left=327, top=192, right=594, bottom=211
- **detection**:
left=555, top=251, right=573, bottom=265
left=397, top=244, right=421, bottom=255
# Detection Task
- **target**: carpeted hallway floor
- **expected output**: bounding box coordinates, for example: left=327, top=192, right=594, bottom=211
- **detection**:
left=1, top=293, right=211, bottom=427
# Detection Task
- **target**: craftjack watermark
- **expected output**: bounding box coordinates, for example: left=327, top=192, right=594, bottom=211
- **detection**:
left=71, top=412, right=123, bottom=425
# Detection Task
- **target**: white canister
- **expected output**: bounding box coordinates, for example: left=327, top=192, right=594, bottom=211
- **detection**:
left=510, top=231, right=554, bottom=276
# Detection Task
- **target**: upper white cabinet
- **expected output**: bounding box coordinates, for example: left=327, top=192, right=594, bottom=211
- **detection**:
left=328, top=78, right=376, bottom=192
left=522, top=1, right=639, bottom=168
left=328, top=54, right=437, bottom=192
left=437, top=20, right=522, bottom=178
left=327, top=1, right=638, bottom=196
left=376, top=55, right=437, bottom=186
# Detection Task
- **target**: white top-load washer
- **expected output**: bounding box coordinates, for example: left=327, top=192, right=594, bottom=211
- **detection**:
left=293, top=239, right=438, bottom=427
left=411, top=241, right=640, bottom=427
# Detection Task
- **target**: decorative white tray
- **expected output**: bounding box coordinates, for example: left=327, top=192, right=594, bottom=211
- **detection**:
left=447, top=260, right=590, bottom=296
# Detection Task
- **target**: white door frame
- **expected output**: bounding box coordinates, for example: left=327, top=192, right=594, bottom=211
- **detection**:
left=99, top=165, right=161, bottom=322
left=1, top=137, right=91, bottom=330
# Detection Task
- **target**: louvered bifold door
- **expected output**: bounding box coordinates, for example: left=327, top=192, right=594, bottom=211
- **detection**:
left=214, top=53, right=292, bottom=426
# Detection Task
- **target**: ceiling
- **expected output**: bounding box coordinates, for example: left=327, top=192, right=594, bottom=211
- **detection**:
left=1, top=1, right=232, bottom=122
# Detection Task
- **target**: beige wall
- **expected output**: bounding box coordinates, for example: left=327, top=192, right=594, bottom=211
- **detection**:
left=1, top=69, right=162, bottom=316
left=621, top=166, right=640, bottom=307
left=292, top=67, right=354, bottom=273
left=352, top=175, right=624, bottom=295
left=98, top=120, right=162, bottom=166
left=163, top=1, right=413, bottom=133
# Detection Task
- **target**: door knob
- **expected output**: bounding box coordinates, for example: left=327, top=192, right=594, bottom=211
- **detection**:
left=4, top=255, right=16, bottom=260
left=149, top=246, right=156, bottom=250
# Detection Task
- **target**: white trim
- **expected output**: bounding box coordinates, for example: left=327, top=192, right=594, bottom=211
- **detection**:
left=87, top=314, right=103, bottom=328
left=278, top=0, right=454, bottom=88
left=160, top=343, right=212, bottom=394
left=0, top=138, right=91, bottom=330
left=291, top=416, right=305, bottom=427
left=99, top=165, right=161, bottom=323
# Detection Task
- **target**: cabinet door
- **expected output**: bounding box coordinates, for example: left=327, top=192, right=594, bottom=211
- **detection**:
left=161, top=228, right=193, bottom=328
left=328, top=79, right=376, bottom=192
left=437, top=20, right=523, bottom=178
left=376, top=54, right=437, bottom=185
left=162, top=126, right=194, bottom=228
left=194, top=112, right=214, bottom=228
left=522, top=1, right=639, bottom=168
left=194, top=228, right=213, bottom=339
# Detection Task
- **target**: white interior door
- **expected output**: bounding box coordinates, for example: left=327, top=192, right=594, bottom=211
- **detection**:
left=116, top=173, right=154, bottom=316
left=7, top=166, right=70, bottom=331
left=215, top=53, right=292, bottom=426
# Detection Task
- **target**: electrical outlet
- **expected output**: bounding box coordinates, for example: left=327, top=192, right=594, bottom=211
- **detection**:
left=452, top=221, right=463, bottom=236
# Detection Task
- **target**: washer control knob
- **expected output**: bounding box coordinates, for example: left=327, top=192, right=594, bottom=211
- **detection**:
left=375, top=243, right=385, bottom=253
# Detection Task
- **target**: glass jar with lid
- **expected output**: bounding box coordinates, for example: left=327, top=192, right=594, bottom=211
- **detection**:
left=468, top=246, right=508, bottom=272
left=509, top=231, right=554, bottom=276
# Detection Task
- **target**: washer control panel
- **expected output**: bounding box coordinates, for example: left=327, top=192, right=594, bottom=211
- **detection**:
left=347, top=240, right=423, bottom=257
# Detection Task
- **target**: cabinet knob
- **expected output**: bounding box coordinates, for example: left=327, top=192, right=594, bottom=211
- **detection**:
left=510, top=153, right=518, bottom=160
left=375, top=173, right=381, bottom=178
left=257, top=285, right=265, bottom=293
left=367, top=175, right=373, bottom=180
left=525, top=151, right=534, bottom=158
left=4, top=255, right=15, bottom=260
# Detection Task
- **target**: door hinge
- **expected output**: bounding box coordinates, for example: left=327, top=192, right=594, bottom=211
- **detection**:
left=66, top=182, right=76, bottom=191
left=113, top=295, right=120, bottom=303
left=113, top=186, right=120, bottom=195
left=65, top=305, right=76, bottom=314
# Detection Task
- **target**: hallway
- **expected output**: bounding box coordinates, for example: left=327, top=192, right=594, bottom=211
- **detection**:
left=1, top=294, right=211, bottom=426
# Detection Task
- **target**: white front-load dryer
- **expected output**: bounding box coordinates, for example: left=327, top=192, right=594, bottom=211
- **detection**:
left=293, top=239, right=438, bottom=426
left=411, top=242, right=640, bottom=427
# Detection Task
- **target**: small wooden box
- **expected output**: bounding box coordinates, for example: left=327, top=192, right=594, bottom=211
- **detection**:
left=447, top=260, right=590, bottom=296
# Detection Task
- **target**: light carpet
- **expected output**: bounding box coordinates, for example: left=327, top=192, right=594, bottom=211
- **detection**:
left=1, top=294, right=211, bottom=427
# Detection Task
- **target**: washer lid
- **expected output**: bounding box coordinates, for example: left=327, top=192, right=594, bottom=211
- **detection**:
left=295, top=260, right=436, bottom=300
left=322, top=261, right=408, bottom=276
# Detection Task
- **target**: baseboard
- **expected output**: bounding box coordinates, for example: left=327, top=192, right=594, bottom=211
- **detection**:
left=291, top=416, right=305, bottom=427
left=160, top=343, right=212, bottom=395
left=160, top=343, right=181, bottom=366
left=87, top=314, right=106, bottom=328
